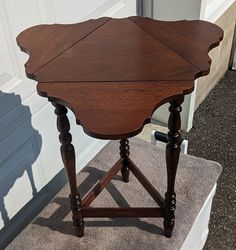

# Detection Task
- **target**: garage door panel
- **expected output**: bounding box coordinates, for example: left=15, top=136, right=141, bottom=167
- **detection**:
left=54, top=0, right=109, bottom=23
left=0, top=138, right=42, bottom=228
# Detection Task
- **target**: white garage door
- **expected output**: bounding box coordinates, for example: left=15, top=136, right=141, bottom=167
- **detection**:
left=0, top=0, right=136, bottom=244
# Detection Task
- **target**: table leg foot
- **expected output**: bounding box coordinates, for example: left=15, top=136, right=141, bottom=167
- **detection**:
left=70, top=194, right=85, bottom=237
left=74, top=224, right=85, bottom=237
left=121, top=165, right=130, bottom=183
left=164, top=227, right=173, bottom=238
left=120, top=139, right=130, bottom=183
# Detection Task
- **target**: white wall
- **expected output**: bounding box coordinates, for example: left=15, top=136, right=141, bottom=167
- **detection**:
left=152, top=0, right=201, bottom=20
left=201, top=0, right=236, bottom=22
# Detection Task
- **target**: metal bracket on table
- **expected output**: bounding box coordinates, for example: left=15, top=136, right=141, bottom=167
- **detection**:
left=229, top=21, right=236, bottom=70
left=136, top=0, right=143, bottom=16
left=151, top=130, right=188, bottom=154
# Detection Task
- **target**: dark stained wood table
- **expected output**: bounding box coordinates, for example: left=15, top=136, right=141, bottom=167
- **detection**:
left=17, top=16, right=223, bottom=238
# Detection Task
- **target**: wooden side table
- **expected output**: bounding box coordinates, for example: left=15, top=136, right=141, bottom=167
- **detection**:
left=17, top=16, right=223, bottom=238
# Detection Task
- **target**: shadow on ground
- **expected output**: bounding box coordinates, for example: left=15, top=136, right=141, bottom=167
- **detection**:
left=33, top=166, right=163, bottom=236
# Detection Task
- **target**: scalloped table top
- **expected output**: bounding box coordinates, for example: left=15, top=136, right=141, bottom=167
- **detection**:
left=17, top=16, right=223, bottom=139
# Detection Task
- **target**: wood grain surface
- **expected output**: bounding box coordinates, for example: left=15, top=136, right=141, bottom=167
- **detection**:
left=17, top=17, right=111, bottom=78
left=37, top=81, right=193, bottom=139
left=17, top=17, right=223, bottom=139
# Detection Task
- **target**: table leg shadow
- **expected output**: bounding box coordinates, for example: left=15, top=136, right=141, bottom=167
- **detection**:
left=33, top=165, right=164, bottom=237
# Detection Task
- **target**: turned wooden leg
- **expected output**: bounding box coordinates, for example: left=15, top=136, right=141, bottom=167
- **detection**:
left=53, top=103, right=84, bottom=237
left=120, top=139, right=130, bottom=182
left=164, top=95, right=184, bottom=238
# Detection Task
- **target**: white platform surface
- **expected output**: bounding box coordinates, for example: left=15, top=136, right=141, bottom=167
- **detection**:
left=181, top=184, right=216, bottom=250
